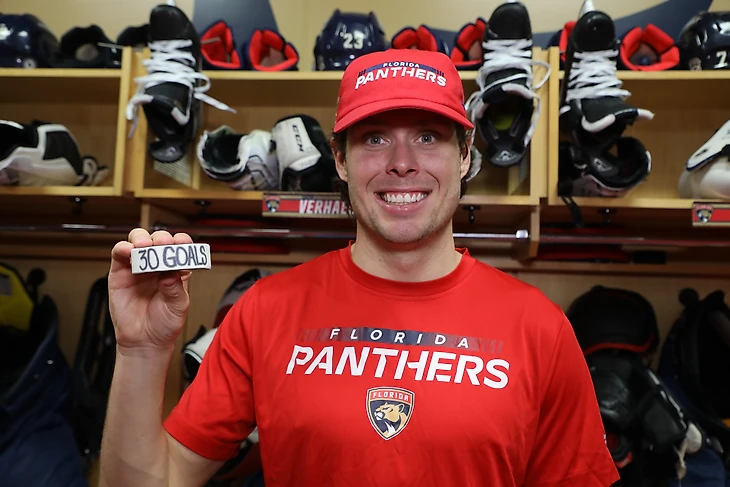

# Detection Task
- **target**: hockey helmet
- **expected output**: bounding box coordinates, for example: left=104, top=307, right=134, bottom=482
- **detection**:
left=0, top=14, right=58, bottom=68
left=677, top=10, right=730, bottom=70
left=48, top=25, right=121, bottom=69
left=313, top=10, right=387, bottom=70
left=566, top=285, right=660, bottom=356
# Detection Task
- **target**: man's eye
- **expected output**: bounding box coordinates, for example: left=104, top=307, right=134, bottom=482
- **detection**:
left=367, top=136, right=383, bottom=145
left=420, top=134, right=435, bottom=144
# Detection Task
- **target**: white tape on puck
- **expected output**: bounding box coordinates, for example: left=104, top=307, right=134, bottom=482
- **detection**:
left=130, top=243, right=211, bottom=274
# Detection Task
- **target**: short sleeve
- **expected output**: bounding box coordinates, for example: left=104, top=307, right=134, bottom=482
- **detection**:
left=524, top=315, right=620, bottom=487
left=163, top=287, right=257, bottom=461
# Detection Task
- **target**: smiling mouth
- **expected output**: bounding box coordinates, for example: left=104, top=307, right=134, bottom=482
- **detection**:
left=377, top=192, right=430, bottom=204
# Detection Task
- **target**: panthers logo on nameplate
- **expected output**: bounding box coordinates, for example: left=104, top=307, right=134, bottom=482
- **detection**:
left=264, top=195, right=280, bottom=212
left=367, top=387, right=415, bottom=440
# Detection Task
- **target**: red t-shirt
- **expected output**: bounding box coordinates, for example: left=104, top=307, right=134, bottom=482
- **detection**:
left=164, top=245, right=619, bottom=486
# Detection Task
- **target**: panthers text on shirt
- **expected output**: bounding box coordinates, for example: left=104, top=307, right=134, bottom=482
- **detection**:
left=355, top=62, right=447, bottom=90
left=285, top=326, right=510, bottom=389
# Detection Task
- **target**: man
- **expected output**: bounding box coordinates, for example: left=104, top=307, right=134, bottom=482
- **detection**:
left=99, top=49, right=619, bottom=486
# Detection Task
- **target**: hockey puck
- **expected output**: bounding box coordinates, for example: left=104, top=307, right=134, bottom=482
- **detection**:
left=130, top=243, right=211, bottom=274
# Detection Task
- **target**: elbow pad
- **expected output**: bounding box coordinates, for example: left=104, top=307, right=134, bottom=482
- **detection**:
left=271, top=114, right=338, bottom=192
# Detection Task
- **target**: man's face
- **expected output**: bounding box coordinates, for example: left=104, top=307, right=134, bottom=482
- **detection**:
left=333, top=109, right=471, bottom=246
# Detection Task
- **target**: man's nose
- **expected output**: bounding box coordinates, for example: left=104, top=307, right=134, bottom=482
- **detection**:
left=385, top=139, right=419, bottom=176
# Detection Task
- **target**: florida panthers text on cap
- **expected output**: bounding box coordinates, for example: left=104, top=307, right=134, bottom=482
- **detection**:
left=333, top=49, right=474, bottom=133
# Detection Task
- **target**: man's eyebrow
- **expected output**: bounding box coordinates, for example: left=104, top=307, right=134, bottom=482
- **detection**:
left=353, top=120, right=452, bottom=131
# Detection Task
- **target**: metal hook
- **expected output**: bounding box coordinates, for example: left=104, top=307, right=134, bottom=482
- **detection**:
left=465, top=205, right=481, bottom=224
left=600, top=208, right=617, bottom=226
left=69, top=196, right=87, bottom=216
left=194, top=200, right=211, bottom=217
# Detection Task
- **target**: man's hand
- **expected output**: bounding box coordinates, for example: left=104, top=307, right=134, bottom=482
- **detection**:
left=108, top=228, right=192, bottom=354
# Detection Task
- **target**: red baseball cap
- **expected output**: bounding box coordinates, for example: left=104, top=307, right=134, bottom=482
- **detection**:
left=333, top=49, right=474, bottom=133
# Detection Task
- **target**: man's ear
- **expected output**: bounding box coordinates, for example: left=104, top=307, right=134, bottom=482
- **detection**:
left=330, top=138, right=348, bottom=183
left=459, top=132, right=475, bottom=179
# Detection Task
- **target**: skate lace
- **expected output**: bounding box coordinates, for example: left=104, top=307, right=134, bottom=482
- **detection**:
left=465, top=38, right=551, bottom=147
left=125, top=39, right=235, bottom=135
left=564, top=49, right=630, bottom=102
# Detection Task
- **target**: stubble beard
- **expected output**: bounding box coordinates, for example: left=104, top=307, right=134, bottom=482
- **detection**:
left=350, top=183, right=461, bottom=246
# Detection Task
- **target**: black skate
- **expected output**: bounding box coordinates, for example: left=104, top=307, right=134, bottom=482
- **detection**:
left=125, top=1, right=234, bottom=164
left=557, top=1, right=653, bottom=201
left=559, top=4, right=653, bottom=136
left=465, top=1, right=550, bottom=168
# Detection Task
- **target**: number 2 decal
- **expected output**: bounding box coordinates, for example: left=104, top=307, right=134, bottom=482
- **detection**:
left=716, top=50, right=728, bottom=69
left=343, top=31, right=365, bottom=50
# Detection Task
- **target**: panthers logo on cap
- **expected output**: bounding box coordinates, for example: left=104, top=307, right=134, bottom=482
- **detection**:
left=366, top=387, right=415, bottom=440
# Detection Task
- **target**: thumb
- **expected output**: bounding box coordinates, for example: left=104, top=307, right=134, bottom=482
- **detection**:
left=157, top=272, right=189, bottom=317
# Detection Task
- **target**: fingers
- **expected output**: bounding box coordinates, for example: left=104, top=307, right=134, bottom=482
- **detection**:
left=110, top=228, right=196, bottom=274
left=158, top=272, right=190, bottom=318
left=173, top=233, right=194, bottom=288
left=150, top=230, right=175, bottom=246
left=128, top=227, right=153, bottom=248
left=110, top=240, right=134, bottom=270
left=172, top=232, right=193, bottom=245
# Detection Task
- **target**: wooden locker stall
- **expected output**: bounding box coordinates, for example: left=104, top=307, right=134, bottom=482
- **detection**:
left=1, top=44, right=730, bottom=485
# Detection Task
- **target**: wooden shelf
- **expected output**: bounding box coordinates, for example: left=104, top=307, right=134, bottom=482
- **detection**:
left=204, top=69, right=479, bottom=82
left=558, top=69, right=730, bottom=81
left=0, top=68, right=124, bottom=104
left=0, top=68, right=121, bottom=78
left=460, top=194, right=535, bottom=206
left=560, top=197, right=725, bottom=210
left=0, top=186, right=121, bottom=197
left=137, top=188, right=264, bottom=201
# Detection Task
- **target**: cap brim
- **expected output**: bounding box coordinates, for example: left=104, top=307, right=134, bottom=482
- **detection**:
left=334, top=98, right=474, bottom=133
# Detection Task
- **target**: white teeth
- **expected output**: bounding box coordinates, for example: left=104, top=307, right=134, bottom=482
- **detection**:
left=379, top=192, right=427, bottom=204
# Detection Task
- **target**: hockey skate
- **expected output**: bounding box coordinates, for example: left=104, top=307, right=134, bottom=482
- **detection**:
left=559, top=1, right=653, bottom=137
left=465, top=1, right=550, bottom=168
left=125, top=1, right=235, bottom=164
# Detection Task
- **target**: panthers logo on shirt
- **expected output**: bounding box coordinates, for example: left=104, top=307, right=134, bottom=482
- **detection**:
left=367, top=387, right=415, bottom=440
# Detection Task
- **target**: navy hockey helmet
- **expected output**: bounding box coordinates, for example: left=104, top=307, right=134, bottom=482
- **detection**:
left=677, top=10, right=730, bottom=70
left=313, top=10, right=387, bottom=71
left=0, top=14, right=58, bottom=68
left=566, top=285, right=660, bottom=356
